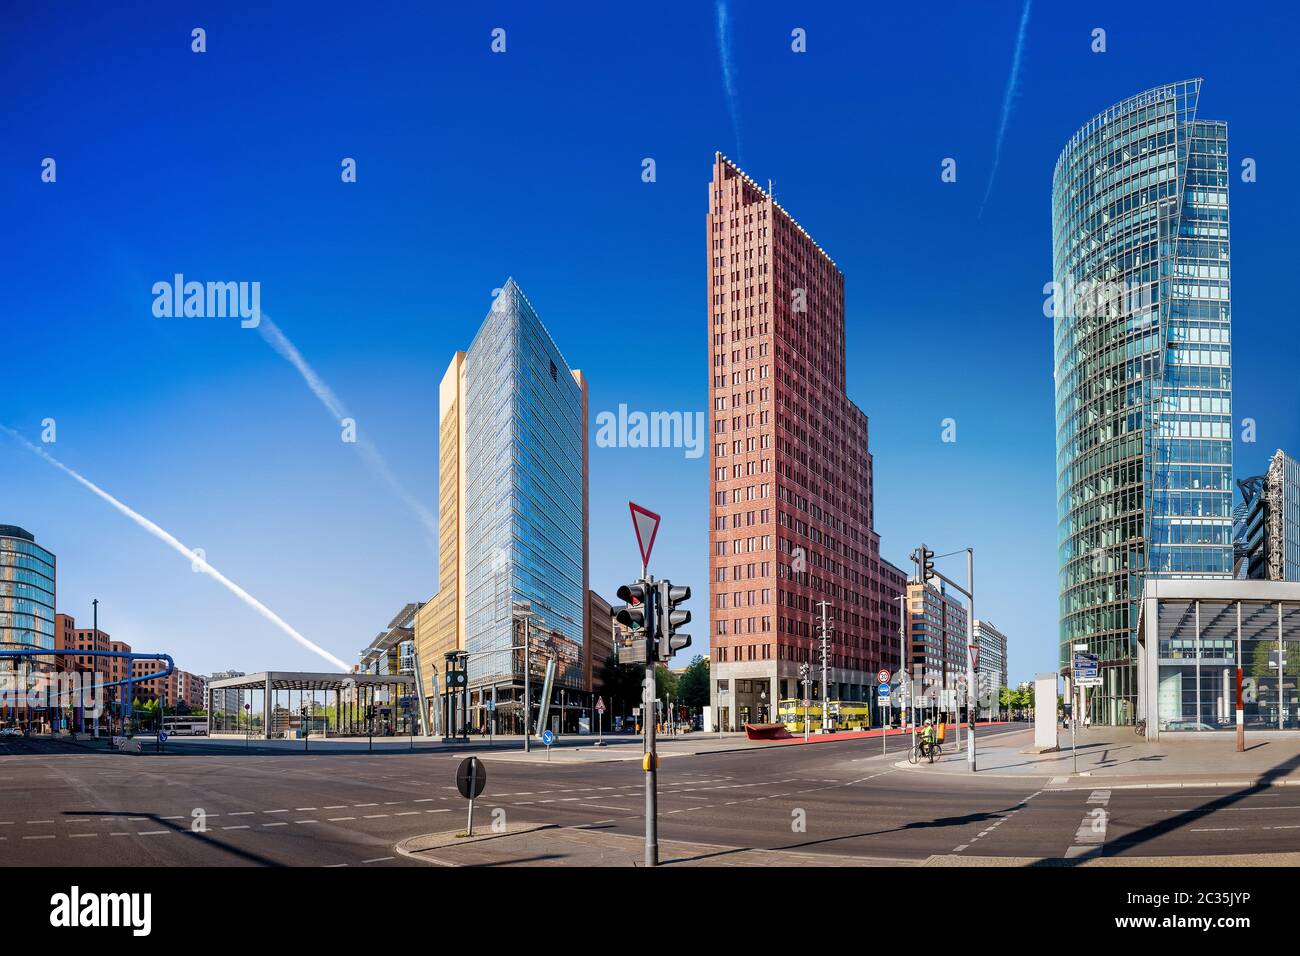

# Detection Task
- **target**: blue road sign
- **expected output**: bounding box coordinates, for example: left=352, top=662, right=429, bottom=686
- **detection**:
left=158, top=731, right=168, bottom=742
left=541, top=729, right=555, bottom=746
left=1073, top=652, right=1100, bottom=678
left=877, top=684, right=890, bottom=698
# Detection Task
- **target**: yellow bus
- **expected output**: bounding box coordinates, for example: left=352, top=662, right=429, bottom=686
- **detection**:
left=778, top=699, right=871, bottom=733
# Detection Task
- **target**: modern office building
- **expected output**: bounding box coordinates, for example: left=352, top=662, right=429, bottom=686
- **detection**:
left=0, top=525, right=56, bottom=660
left=131, top=658, right=178, bottom=708
left=56, top=616, right=115, bottom=673
left=207, top=670, right=246, bottom=721
left=1137, top=579, right=1300, bottom=736
left=880, top=559, right=909, bottom=672
left=973, top=619, right=1009, bottom=712
left=0, top=525, right=56, bottom=728
left=1053, top=79, right=1234, bottom=724
left=587, top=589, right=614, bottom=696
left=706, top=154, right=898, bottom=730
left=178, top=671, right=206, bottom=711
left=414, top=279, right=596, bottom=735
left=54, top=613, right=75, bottom=672
left=1236, top=449, right=1300, bottom=582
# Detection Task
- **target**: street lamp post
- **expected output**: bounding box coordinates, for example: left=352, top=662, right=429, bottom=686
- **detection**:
left=816, top=600, right=832, bottom=734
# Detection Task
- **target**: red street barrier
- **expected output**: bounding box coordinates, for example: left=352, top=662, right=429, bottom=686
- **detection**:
left=743, top=722, right=792, bottom=740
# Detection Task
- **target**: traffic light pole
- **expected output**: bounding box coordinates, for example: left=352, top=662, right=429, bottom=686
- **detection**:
left=642, top=575, right=658, bottom=868
left=913, top=545, right=977, bottom=771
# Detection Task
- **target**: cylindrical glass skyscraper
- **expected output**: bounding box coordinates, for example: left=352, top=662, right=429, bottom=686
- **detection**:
left=1053, top=79, right=1233, bottom=724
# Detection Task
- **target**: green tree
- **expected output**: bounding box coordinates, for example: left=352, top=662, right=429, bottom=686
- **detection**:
left=1017, top=685, right=1035, bottom=718
left=676, top=655, right=710, bottom=711
left=998, top=686, right=1015, bottom=719
left=655, top=665, right=680, bottom=705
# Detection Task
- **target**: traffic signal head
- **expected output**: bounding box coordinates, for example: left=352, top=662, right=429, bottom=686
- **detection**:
left=921, top=546, right=936, bottom=582
left=614, top=581, right=651, bottom=631
left=656, top=581, right=692, bottom=660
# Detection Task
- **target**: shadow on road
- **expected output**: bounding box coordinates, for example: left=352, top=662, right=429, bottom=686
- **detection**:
left=66, top=810, right=285, bottom=866
left=1050, top=746, right=1300, bottom=865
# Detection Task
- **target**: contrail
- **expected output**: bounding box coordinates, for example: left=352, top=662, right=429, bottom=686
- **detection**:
left=980, top=0, right=1032, bottom=216
left=715, top=0, right=743, bottom=161
left=258, top=316, right=439, bottom=546
left=1, top=426, right=351, bottom=672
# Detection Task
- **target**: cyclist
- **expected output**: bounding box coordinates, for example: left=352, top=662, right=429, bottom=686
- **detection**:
left=920, top=718, right=936, bottom=757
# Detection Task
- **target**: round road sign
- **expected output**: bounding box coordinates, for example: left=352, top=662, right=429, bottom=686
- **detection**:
left=876, top=669, right=891, bottom=684
left=456, top=756, right=487, bottom=799
left=541, top=729, right=555, bottom=746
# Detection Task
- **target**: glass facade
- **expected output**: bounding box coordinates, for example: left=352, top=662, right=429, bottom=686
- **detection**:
left=463, top=280, right=585, bottom=690
left=1145, top=592, right=1300, bottom=731
left=1053, top=80, right=1233, bottom=724
left=0, top=526, right=56, bottom=654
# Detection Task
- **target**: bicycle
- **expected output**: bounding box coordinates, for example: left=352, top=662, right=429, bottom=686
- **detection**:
left=1135, top=719, right=1146, bottom=737
left=908, top=740, right=942, bottom=764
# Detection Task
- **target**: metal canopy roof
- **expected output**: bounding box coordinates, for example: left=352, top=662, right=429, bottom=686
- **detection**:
left=206, top=671, right=416, bottom=692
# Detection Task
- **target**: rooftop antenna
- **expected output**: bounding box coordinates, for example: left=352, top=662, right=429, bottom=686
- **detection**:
left=768, top=178, right=774, bottom=201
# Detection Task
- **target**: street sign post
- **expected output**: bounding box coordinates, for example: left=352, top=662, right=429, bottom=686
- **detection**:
left=456, top=756, right=487, bottom=836
left=541, top=728, right=555, bottom=761
left=595, top=696, right=606, bottom=747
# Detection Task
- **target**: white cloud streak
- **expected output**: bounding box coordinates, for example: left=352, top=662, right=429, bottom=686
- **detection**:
left=715, top=0, right=743, bottom=160
left=258, top=316, right=439, bottom=546
left=1, top=426, right=350, bottom=671
left=980, top=0, right=1033, bottom=216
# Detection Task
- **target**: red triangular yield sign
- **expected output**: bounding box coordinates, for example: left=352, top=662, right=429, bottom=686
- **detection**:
left=629, top=502, right=661, bottom=570
left=969, top=644, right=980, bottom=670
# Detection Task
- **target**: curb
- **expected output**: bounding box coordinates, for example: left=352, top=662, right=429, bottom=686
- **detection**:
left=395, top=822, right=556, bottom=863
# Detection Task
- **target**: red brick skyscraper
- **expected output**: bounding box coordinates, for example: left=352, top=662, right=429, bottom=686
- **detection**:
left=707, top=153, right=902, bottom=730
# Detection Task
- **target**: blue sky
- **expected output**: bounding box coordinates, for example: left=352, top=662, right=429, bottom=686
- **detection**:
left=3, top=1, right=1297, bottom=686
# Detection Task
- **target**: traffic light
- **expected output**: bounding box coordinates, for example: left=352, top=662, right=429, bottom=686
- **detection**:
left=614, top=581, right=651, bottom=631
left=920, top=545, right=936, bottom=582
left=656, top=580, right=691, bottom=660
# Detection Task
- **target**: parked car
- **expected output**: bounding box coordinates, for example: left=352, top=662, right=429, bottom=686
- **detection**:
left=1161, top=719, right=1221, bottom=732
left=0, top=726, right=24, bottom=738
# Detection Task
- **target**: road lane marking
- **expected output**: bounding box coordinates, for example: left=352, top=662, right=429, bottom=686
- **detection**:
left=1065, top=789, right=1110, bottom=858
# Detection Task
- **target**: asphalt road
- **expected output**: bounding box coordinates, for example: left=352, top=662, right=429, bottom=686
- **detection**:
left=4, top=725, right=1299, bottom=865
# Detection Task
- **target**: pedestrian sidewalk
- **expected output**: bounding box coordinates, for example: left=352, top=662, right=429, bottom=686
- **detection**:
left=895, top=726, right=1300, bottom=788
left=396, top=823, right=911, bottom=867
